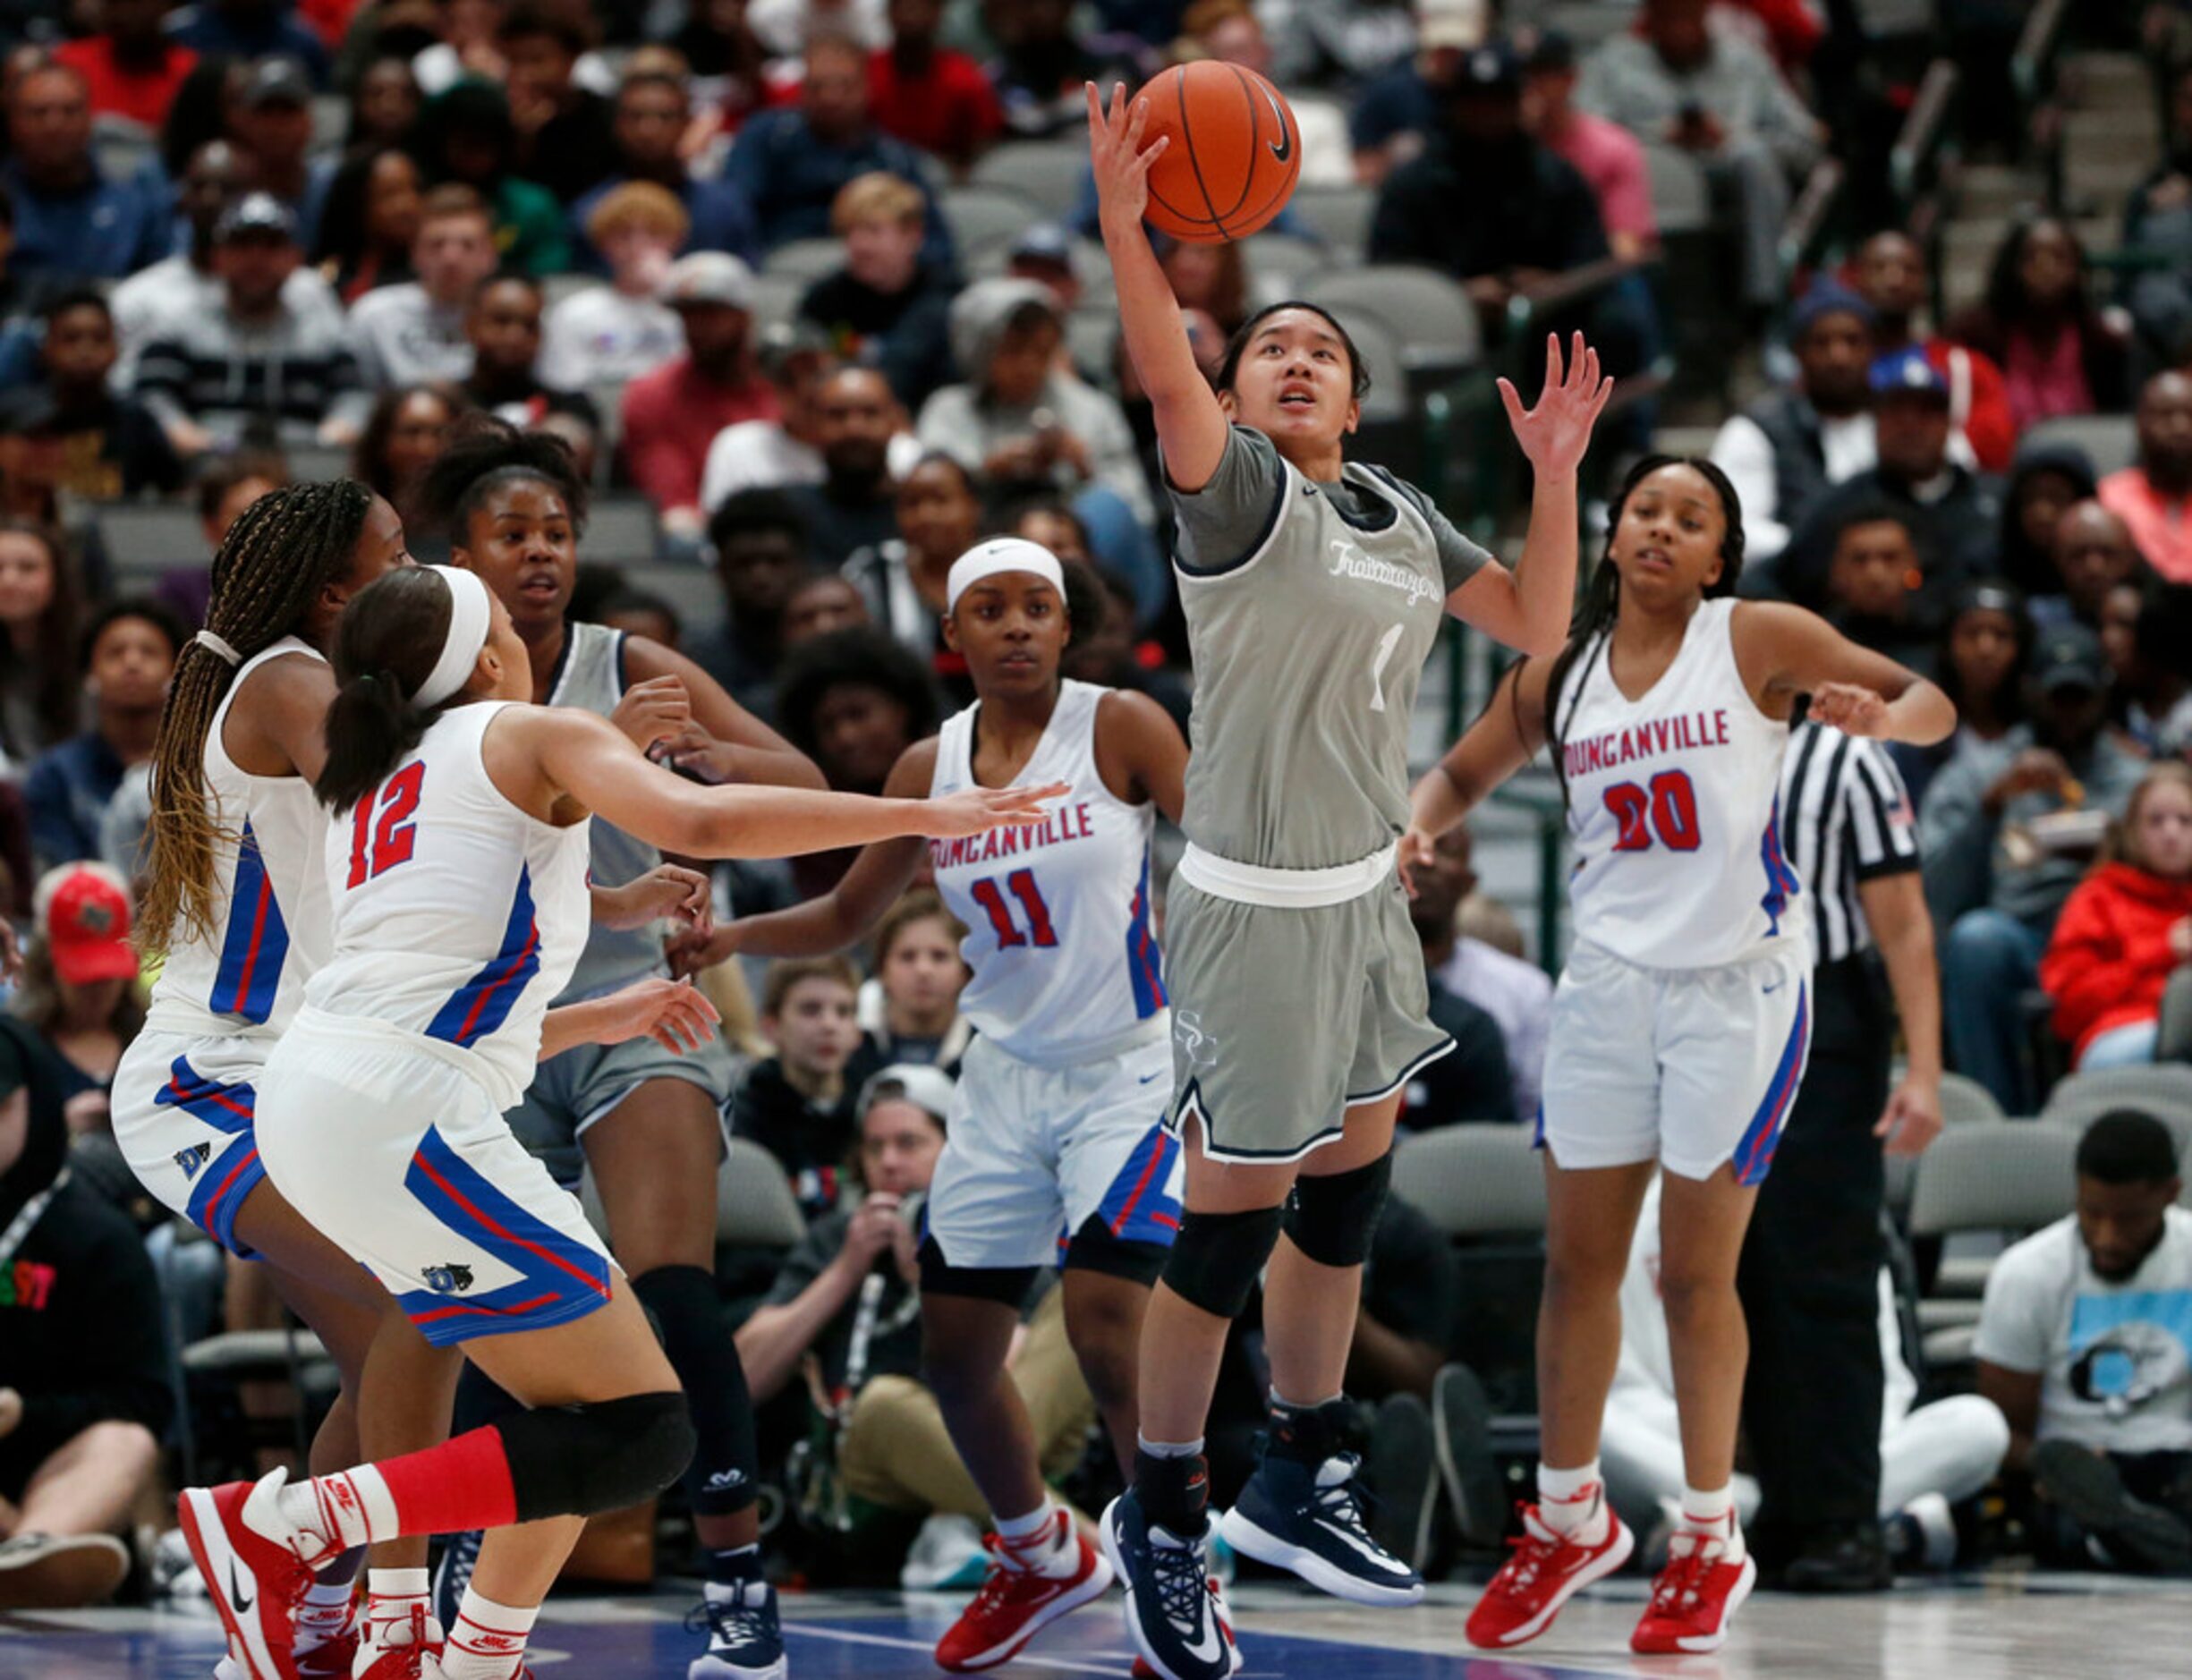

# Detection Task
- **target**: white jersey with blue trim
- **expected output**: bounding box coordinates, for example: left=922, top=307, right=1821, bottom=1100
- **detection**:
left=304, top=700, right=592, bottom=1109
left=1557, top=597, right=1806, bottom=970
left=145, top=636, right=330, bottom=1040
left=926, top=681, right=1167, bottom=1067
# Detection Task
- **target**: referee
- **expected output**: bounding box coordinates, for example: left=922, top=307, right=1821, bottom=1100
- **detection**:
left=1737, top=716, right=1945, bottom=1588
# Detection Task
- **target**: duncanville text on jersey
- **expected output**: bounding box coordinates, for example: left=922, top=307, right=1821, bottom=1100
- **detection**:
left=930, top=802, right=1098, bottom=870
left=1563, top=710, right=1734, bottom=779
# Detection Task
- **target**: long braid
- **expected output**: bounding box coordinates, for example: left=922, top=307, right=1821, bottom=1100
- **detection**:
left=139, top=480, right=376, bottom=954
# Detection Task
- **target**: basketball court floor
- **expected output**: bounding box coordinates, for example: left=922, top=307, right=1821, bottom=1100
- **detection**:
left=5, top=1572, right=2183, bottom=1680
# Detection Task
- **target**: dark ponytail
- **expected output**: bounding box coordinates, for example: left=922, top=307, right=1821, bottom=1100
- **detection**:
left=1542, top=454, right=1746, bottom=810
left=317, top=567, right=461, bottom=815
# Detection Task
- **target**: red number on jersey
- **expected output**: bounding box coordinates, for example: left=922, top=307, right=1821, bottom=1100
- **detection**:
left=968, top=869, right=1059, bottom=950
left=1602, top=769, right=1702, bottom=854
left=346, top=761, right=425, bottom=887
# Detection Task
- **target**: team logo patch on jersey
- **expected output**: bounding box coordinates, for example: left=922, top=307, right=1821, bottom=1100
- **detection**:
left=174, top=1142, right=213, bottom=1180
left=423, top=1263, right=476, bottom=1295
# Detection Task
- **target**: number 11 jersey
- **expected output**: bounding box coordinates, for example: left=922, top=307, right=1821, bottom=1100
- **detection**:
left=927, top=680, right=1167, bottom=1068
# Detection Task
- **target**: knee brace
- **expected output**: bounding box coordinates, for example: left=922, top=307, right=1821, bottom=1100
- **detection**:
left=1283, top=1151, right=1392, bottom=1268
left=1160, top=1205, right=1284, bottom=1319
left=498, top=1390, right=696, bottom=1523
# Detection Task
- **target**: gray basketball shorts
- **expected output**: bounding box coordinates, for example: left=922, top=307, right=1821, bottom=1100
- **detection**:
left=506, top=1028, right=737, bottom=1191
left=1162, top=874, right=1452, bottom=1163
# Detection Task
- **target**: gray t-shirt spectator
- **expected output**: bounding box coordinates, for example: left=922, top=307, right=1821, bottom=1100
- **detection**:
left=348, top=283, right=474, bottom=387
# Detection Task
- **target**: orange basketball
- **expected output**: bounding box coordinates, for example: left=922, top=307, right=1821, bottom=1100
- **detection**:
left=1137, top=61, right=1302, bottom=245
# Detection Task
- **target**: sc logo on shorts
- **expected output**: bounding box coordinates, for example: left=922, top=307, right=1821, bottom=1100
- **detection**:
left=423, top=1263, right=476, bottom=1295
left=1174, top=1011, right=1220, bottom=1072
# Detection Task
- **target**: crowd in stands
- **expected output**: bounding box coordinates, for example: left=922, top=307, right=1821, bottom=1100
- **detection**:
left=4, top=0, right=2192, bottom=1616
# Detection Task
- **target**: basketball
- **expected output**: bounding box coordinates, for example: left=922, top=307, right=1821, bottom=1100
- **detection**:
left=1136, top=60, right=1302, bottom=245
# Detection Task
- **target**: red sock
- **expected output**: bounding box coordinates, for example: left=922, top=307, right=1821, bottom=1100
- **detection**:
left=365, top=1427, right=518, bottom=1537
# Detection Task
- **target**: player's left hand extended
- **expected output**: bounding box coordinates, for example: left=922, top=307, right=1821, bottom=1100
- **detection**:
left=1809, top=682, right=1891, bottom=737
left=599, top=977, right=722, bottom=1056
left=1875, top=1075, right=1943, bottom=1158
left=1500, top=331, right=1614, bottom=479
left=612, top=675, right=692, bottom=751
left=927, top=780, right=1072, bottom=836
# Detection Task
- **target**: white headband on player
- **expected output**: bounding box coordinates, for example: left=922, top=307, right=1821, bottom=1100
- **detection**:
left=945, top=539, right=1066, bottom=615
left=412, top=565, right=493, bottom=709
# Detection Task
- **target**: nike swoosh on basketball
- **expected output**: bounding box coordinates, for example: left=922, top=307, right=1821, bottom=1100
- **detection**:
left=1262, top=87, right=1293, bottom=163
left=226, top=1558, right=255, bottom=1615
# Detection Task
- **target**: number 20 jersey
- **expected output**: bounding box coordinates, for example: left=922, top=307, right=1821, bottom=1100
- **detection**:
left=1558, top=598, right=1805, bottom=970
left=926, top=680, right=1166, bottom=1067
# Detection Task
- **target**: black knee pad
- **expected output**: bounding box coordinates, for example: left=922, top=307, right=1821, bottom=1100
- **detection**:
left=1284, top=1151, right=1392, bottom=1268
left=498, top=1390, right=696, bottom=1523
left=1160, top=1205, right=1284, bottom=1319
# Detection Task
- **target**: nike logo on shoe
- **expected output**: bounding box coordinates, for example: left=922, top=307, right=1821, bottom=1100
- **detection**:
left=226, top=1557, right=254, bottom=1614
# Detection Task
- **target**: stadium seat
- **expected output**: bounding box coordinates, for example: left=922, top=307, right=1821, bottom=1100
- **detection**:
left=1241, top=232, right=1332, bottom=308
left=585, top=495, right=664, bottom=565
left=717, top=1137, right=809, bottom=1250
left=604, top=562, right=727, bottom=635
left=1907, top=1122, right=2077, bottom=1244
left=1065, top=306, right=1117, bottom=386
left=969, top=141, right=1088, bottom=217
left=744, top=271, right=807, bottom=332
left=1940, top=1071, right=2007, bottom=1128
left=1287, top=185, right=1374, bottom=259
left=2038, top=1065, right=2192, bottom=1158
left=1540, top=1, right=1645, bottom=47
left=1394, top=1124, right=1548, bottom=1238
left=939, top=184, right=1044, bottom=266
left=285, top=445, right=351, bottom=483
left=93, top=503, right=208, bottom=581
left=760, top=239, right=845, bottom=284
left=2018, top=413, right=2139, bottom=479
left=1304, top=265, right=1482, bottom=375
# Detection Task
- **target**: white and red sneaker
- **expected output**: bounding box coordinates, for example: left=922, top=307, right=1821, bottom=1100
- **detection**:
left=933, top=1513, right=1114, bottom=1672
left=354, top=1603, right=446, bottom=1678
left=293, top=1632, right=358, bottom=1677
left=1464, top=1504, right=1635, bottom=1650
left=1630, top=1532, right=1756, bottom=1654
left=1133, top=1580, right=1239, bottom=1680
left=179, top=1472, right=326, bottom=1680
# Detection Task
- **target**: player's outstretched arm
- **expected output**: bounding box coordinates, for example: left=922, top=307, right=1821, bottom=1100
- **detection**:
left=1402, top=660, right=1551, bottom=887
left=1088, top=81, right=1229, bottom=493
left=1733, top=601, right=1957, bottom=746
left=540, top=975, right=721, bottom=1061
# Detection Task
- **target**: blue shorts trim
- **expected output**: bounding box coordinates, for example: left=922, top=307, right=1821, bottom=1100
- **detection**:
left=159, top=1056, right=264, bottom=1258
left=1732, top=980, right=1810, bottom=1186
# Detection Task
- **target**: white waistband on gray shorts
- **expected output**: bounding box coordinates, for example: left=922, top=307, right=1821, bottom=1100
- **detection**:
left=1176, top=841, right=1397, bottom=910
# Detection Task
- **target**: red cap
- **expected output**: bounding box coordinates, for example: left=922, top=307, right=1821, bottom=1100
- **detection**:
left=35, top=862, right=140, bottom=987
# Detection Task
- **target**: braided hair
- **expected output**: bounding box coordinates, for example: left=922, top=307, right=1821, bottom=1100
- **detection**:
left=1538, top=455, right=1746, bottom=811
left=139, top=479, right=378, bottom=954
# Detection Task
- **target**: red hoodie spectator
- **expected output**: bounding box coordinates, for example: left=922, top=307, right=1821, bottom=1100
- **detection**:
left=2040, top=764, right=2192, bottom=1062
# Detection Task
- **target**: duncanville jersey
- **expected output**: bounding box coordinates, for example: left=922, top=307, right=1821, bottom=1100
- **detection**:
left=146, top=637, right=331, bottom=1039
left=1558, top=597, right=1805, bottom=970
left=927, top=681, right=1166, bottom=1066
left=546, top=621, right=667, bottom=1002
left=306, top=701, right=591, bottom=1109
left=1169, top=426, right=1490, bottom=871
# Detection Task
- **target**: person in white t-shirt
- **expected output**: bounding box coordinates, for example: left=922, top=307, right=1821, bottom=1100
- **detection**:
left=348, top=185, right=499, bottom=388
left=537, top=183, right=685, bottom=392
left=699, top=325, right=923, bottom=511
left=1977, top=1108, right=2192, bottom=1573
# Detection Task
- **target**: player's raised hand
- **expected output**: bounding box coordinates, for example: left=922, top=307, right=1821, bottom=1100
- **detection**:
left=1809, top=682, right=1891, bottom=738
left=1087, top=81, right=1167, bottom=230
left=1500, top=332, right=1615, bottom=480
left=612, top=675, right=692, bottom=751
left=926, top=780, right=1072, bottom=837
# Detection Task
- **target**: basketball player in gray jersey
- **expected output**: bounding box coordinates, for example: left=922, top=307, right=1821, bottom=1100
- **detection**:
left=1087, top=82, right=1615, bottom=1680
left=421, top=422, right=817, bottom=1680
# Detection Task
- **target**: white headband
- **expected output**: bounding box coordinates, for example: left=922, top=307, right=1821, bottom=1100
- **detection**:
left=412, top=566, right=493, bottom=709
left=945, top=539, right=1066, bottom=615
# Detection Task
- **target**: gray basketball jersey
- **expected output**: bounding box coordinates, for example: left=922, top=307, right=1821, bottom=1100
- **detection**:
left=1171, top=427, right=1490, bottom=870
left=548, top=621, right=668, bottom=1001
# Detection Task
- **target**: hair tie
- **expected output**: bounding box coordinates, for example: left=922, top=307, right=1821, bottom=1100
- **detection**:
left=412, top=566, right=494, bottom=709
left=192, top=630, right=242, bottom=667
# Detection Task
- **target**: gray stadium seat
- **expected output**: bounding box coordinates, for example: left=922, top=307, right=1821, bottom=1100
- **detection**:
left=1304, top=265, right=1482, bottom=373
left=1287, top=186, right=1374, bottom=259
left=939, top=184, right=1044, bottom=263
left=743, top=272, right=808, bottom=331
left=2018, top=414, right=2139, bottom=479
left=585, top=496, right=663, bottom=564
left=285, top=445, right=351, bottom=483
left=1395, top=1124, right=1547, bottom=1237
left=969, top=142, right=1088, bottom=217
left=583, top=1138, right=806, bottom=1249
left=760, top=238, right=846, bottom=284
left=1241, top=232, right=1332, bottom=307
left=1065, top=307, right=1117, bottom=386
left=1907, top=1122, right=2078, bottom=1241
left=603, top=563, right=726, bottom=636
left=1940, top=1071, right=2007, bottom=1128
left=1539, top=1, right=1646, bottom=47
left=94, top=503, right=208, bottom=580
left=2038, top=1065, right=2192, bottom=1160
left=1315, top=306, right=1409, bottom=426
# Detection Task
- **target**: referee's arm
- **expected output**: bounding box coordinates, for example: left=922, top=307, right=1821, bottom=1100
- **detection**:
left=1858, top=870, right=1943, bottom=1156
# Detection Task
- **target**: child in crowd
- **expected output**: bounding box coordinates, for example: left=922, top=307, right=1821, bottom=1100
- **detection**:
left=860, top=888, right=971, bottom=1073
left=733, top=956, right=870, bottom=1221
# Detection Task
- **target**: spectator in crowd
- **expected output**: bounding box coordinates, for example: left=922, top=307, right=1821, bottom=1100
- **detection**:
left=775, top=625, right=938, bottom=894
left=13, top=864, right=143, bottom=1116
left=843, top=453, right=979, bottom=675
left=701, top=325, right=840, bottom=510
left=2035, top=500, right=2144, bottom=634
left=2, top=62, right=166, bottom=292
left=0, top=522, right=81, bottom=775
left=2121, top=60, right=2192, bottom=375
left=1347, top=0, right=1481, bottom=183
left=1401, top=816, right=1517, bottom=1129
left=1004, top=222, right=1082, bottom=315
left=1947, top=217, right=2134, bottom=434
left=0, top=292, right=183, bottom=508
left=917, top=279, right=1151, bottom=529
left=229, top=57, right=334, bottom=249
left=791, top=366, right=906, bottom=568
left=798, top=172, right=957, bottom=411
left=1920, top=622, right=2146, bottom=1113
left=0, top=1012, right=169, bottom=1609
left=194, top=449, right=285, bottom=553
left=859, top=887, right=970, bottom=1071
left=351, top=380, right=464, bottom=530
left=409, top=79, right=571, bottom=275
left=348, top=182, right=498, bottom=386
left=1977, top=1110, right=2192, bottom=1573
left=1822, top=504, right=1939, bottom=675
left=595, top=587, right=680, bottom=649
left=730, top=955, right=867, bottom=1221
left=565, top=66, right=760, bottom=270
left=135, top=192, right=372, bottom=454
left=1577, top=0, right=1822, bottom=311
left=2041, top=764, right=2192, bottom=1072
left=1775, top=349, right=2004, bottom=626
left=1269, top=0, right=1423, bottom=88
left=166, top=0, right=333, bottom=84
left=1712, top=281, right=1878, bottom=564
left=345, top=54, right=421, bottom=152
left=1369, top=41, right=1613, bottom=337
left=310, top=144, right=425, bottom=303
left=538, top=182, right=686, bottom=390
left=692, top=488, right=811, bottom=719
left=982, top=0, right=1151, bottom=140
left=405, top=0, right=514, bottom=96
left=497, top=0, right=615, bottom=201
left=666, top=0, right=771, bottom=133
left=1998, top=440, right=2100, bottom=602
left=152, top=55, right=236, bottom=184
left=1524, top=30, right=1657, bottom=264
left=23, top=600, right=179, bottom=875
left=2098, top=369, right=2192, bottom=585
left=1852, top=229, right=2016, bottom=473
left=1894, top=581, right=2029, bottom=810
left=1158, top=237, right=1247, bottom=337
left=460, top=273, right=599, bottom=430
left=2106, top=582, right=2192, bottom=759
left=621, top=251, right=778, bottom=543
left=721, top=32, right=950, bottom=266
left=54, top=0, right=200, bottom=130
left=1173, top=0, right=1353, bottom=186
left=782, top=573, right=869, bottom=646
left=1411, top=820, right=1550, bottom=1124
left=865, top=0, right=1002, bottom=173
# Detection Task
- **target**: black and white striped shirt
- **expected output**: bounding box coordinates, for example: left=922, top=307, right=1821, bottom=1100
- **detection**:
left=1778, top=720, right=1920, bottom=963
